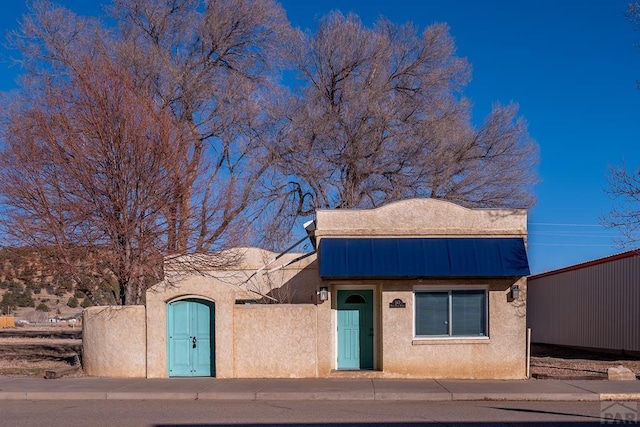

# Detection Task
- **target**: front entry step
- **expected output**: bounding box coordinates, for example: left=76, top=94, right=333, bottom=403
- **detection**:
left=330, top=369, right=384, bottom=378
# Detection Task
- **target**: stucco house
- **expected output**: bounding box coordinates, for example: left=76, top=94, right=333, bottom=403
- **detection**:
left=83, top=198, right=531, bottom=379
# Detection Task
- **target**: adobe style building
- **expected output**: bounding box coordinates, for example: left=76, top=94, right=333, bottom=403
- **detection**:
left=83, top=198, right=531, bottom=379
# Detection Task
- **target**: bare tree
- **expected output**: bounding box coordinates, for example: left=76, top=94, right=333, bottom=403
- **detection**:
left=0, top=3, right=540, bottom=303
left=269, top=12, right=538, bottom=233
left=0, top=52, right=186, bottom=305
left=110, top=0, right=291, bottom=253
left=601, top=4, right=640, bottom=246
left=603, top=165, right=640, bottom=245
left=0, top=0, right=291, bottom=303
left=629, top=3, right=640, bottom=41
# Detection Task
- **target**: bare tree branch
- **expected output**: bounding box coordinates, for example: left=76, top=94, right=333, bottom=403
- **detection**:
left=600, top=4, right=640, bottom=246
left=603, top=164, right=640, bottom=245
left=0, top=0, right=292, bottom=304
left=268, top=12, right=538, bottom=235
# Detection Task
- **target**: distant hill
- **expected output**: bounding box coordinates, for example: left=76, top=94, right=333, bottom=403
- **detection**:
left=0, top=247, right=98, bottom=319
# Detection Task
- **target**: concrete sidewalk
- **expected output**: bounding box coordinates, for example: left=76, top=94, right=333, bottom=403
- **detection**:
left=0, top=377, right=639, bottom=401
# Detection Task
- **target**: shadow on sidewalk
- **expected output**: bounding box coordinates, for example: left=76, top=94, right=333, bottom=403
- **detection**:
left=155, top=423, right=633, bottom=426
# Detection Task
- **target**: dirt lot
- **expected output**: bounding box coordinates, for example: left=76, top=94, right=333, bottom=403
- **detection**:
left=530, top=344, right=640, bottom=379
left=0, top=326, right=83, bottom=377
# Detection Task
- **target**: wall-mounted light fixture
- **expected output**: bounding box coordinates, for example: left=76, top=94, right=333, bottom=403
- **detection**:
left=509, top=284, right=520, bottom=301
left=318, top=286, right=329, bottom=301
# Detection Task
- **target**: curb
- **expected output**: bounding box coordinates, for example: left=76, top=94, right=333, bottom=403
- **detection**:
left=600, top=393, right=640, bottom=401
left=1, top=377, right=639, bottom=402
left=0, top=391, right=637, bottom=402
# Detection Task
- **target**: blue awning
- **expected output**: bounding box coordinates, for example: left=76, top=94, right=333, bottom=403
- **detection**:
left=319, top=237, right=530, bottom=278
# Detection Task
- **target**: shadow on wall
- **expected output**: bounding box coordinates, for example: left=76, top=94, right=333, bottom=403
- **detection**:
left=263, top=259, right=319, bottom=304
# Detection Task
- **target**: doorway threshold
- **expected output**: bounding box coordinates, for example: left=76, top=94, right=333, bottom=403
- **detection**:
left=329, top=369, right=384, bottom=378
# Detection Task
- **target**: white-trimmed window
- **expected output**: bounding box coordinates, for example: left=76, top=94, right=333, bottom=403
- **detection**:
left=414, top=288, right=487, bottom=337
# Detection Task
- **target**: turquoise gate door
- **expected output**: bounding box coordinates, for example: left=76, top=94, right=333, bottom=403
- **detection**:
left=337, top=290, right=374, bottom=370
left=167, top=299, right=215, bottom=377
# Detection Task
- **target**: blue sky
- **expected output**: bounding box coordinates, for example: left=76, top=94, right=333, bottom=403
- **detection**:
left=1, top=0, right=638, bottom=274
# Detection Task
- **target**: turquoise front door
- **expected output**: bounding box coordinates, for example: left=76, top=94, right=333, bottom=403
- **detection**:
left=337, top=290, right=374, bottom=370
left=167, top=299, right=215, bottom=377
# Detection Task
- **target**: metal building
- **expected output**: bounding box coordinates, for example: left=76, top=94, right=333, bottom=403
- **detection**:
left=527, top=250, right=640, bottom=355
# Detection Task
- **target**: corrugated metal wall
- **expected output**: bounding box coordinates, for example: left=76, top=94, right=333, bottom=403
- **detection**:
left=527, top=256, right=640, bottom=352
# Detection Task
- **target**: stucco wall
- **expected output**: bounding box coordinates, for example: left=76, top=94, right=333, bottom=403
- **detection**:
left=145, top=247, right=322, bottom=378
left=315, top=198, right=527, bottom=238
left=145, top=275, right=237, bottom=378
left=311, top=198, right=528, bottom=379
left=377, top=278, right=527, bottom=379
left=82, top=306, right=147, bottom=378
left=164, top=248, right=320, bottom=304
left=136, top=199, right=528, bottom=379
left=233, top=305, right=319, bottom=377
left=145, top=276, right=332, bottom=378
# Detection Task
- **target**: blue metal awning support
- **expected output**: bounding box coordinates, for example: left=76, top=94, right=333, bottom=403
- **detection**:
left=318, top=237, right=530, bottom=279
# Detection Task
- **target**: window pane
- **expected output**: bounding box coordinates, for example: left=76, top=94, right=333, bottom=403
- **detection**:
left=344, top=294, right=366, bottom=304
left=451, top=290, right=486, bottom=336
left=415, top=292, right=449, bottom=336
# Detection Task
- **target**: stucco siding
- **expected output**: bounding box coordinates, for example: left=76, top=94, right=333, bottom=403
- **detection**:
left=378, top=278, right=527, bottom=379
left=82, top=306, right=147, bottom=378
left=316, top=199, right=527, bottom=238
left=233, top=305, right=319, bottom=377
left=145, top=276, right=237, bottom=378
left=164, top=249, right=320, bottom=305
left=79, top=199, right=530, bottom=379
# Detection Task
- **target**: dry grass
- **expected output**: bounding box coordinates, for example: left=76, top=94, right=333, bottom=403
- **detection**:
left=0, top=359, right=83, bottom=378
left=0, top=326, right=83, bottom=377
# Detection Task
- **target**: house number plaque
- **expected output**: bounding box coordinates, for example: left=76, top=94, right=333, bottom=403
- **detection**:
left=389, top=299, right=406, bottom=308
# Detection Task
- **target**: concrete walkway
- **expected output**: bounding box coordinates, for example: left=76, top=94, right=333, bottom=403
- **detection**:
left=0, top=377, right=639, bottom=401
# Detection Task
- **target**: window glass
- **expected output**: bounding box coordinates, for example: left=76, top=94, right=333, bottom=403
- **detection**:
left=415, top=292, right=448, bottom=336
left=451, top=290, right=486, bottom=336
left=344, top=294, right=366, bottom=304
left=415, top=289, right=486, bottom=337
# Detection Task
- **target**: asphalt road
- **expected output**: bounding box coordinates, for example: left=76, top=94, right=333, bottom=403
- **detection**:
left=1, top=399, right=637, bottom=426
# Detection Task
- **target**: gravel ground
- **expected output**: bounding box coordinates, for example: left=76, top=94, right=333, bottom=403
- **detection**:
left=530, top=344, right=640, bottom=379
